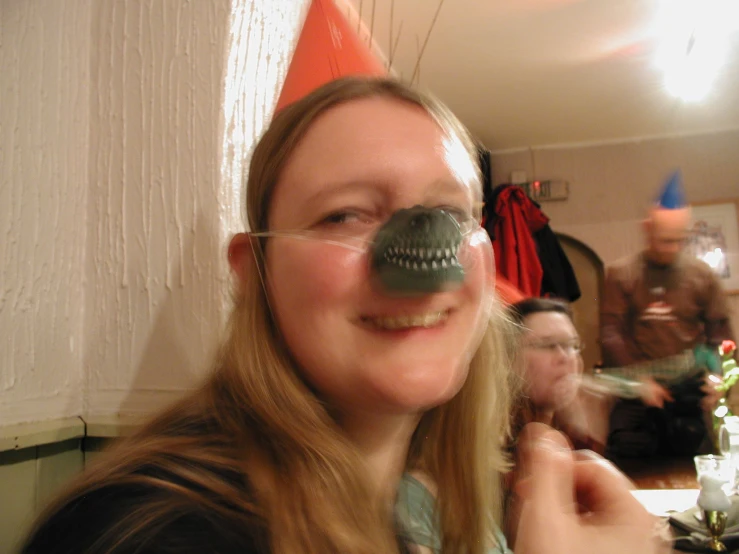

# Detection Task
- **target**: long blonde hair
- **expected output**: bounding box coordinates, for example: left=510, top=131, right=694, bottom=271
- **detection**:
left=25, top=77, right=516, bottom=554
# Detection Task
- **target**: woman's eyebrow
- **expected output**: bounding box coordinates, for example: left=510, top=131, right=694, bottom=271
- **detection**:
left=528, top=334, right=580, bottom=341
left=423, top=178, right=472, bottom=198
left=298, top=177, right=475, bottom=220
left=302, top=180, right=382, bottom=209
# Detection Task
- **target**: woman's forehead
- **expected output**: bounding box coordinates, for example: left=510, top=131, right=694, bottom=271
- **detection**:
left=274, top=97, right=476, bottom=205
left=524, top=312, right=576, bottom=335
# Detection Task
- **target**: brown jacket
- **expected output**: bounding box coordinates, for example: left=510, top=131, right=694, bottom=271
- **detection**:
left=600, top=252, right=734, bottom=367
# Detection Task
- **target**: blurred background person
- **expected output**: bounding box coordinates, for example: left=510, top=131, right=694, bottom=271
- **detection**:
left=508, top=297, right=607, bottom=451
left=600, top=171, right=732, bottom=459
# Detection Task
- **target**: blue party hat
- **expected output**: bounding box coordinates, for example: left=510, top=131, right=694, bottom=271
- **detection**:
left=656, top=170, right=687, bottom=209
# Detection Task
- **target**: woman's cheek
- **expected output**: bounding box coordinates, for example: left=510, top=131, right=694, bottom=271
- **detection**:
left=270, top=244, right=368, bottom=300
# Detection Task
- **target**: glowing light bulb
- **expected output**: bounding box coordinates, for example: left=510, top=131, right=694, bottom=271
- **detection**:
left=702, top=248, right=725, bottom=269
left=654, top=0, right=735, bottom=102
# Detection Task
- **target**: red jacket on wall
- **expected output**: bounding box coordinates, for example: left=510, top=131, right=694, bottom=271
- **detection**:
left=488, top=186, right=549, bottom=297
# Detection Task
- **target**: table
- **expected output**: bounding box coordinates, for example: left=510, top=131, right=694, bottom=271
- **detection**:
left=632, top=488, right=700, bottom=517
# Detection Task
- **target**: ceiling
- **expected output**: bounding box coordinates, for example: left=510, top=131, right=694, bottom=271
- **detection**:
left=345, top=0, right=739, bottom=151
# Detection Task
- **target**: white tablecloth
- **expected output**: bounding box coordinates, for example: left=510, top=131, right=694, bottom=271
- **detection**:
left=631, top=489, right=699, bottom=517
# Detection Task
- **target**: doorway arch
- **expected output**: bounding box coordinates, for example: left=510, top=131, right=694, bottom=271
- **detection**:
left=556, top=233, right=605, bottom=372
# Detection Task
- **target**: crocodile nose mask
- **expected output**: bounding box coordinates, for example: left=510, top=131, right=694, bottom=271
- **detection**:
left=371, top=206, right=465, bottom=296
left=250, top=206, right=477, bottom=297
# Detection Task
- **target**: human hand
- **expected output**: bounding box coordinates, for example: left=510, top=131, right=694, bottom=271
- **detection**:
left=701, top=374, right=725, bottom=412
left=638, top=378, right=674, bottom=408
left=512, top=423, right=669, bottom=554
left=554, top=389, right=612, bottom=450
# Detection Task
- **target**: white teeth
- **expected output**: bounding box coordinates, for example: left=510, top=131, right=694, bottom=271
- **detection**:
left=385, top=243, right=461, bottom=265
left=441, top=259, right=448, bottom=268
left=369, top=311, right=449, bottom=330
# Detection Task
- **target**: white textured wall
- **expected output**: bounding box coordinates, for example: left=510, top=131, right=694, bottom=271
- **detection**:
left=1, top=0, right=309, bottom=425
left=85, top=0, right=309, bottom=418
left=490, top=129, right=739, bottom=335
left=0, top=0, right=91, bottom=425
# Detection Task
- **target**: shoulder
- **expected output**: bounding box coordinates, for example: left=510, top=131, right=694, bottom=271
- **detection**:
left=607, top=254, right=641, bottom=276
left=397, top=472, right=440, bottom=551
left=396, top=472, right=512, bottom=554
left=680, top=255, right=719, bottom=281
left=604, top=254, right=642, bottom=289
left=22, top=477, right=267, bottom=554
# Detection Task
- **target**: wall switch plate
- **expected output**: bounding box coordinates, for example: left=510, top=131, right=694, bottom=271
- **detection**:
left=527, top=180, right=569, bottom=201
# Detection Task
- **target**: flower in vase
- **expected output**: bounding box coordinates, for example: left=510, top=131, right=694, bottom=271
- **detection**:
left=720, top=340, right=737, bottom=357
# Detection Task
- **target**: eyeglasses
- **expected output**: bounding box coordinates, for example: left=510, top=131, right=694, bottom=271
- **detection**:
left=524, top=339, right=584, bottom=356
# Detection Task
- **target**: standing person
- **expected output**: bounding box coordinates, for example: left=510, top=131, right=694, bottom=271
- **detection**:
left=600, top=171, right=733, bottom=458
left=21, top=77, right=663, bottom=554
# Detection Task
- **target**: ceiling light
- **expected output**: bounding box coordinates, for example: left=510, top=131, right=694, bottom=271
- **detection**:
left=655, top=0, right=736, bottom=102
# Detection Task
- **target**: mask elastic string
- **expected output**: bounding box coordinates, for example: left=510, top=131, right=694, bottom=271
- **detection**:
left=247, top=234, right=279, bottom=328
left=249, top=230, right=372, bottom=254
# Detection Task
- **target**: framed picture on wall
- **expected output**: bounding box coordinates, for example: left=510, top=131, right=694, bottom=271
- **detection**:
left=685, top=198, right=739, bottom=295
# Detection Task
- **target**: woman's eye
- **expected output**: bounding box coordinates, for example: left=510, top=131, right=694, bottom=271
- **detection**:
left=438, top=206, right=473, bottom=224
left=321, top=211, right=361, bottom=225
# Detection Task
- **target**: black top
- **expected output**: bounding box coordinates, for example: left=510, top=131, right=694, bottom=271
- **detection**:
left=21, top=472, right=413, bottom=554
left=21, top=482, right=268, bottom=554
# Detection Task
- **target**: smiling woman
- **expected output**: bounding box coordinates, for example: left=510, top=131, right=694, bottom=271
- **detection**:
left=20, top=76, right=665, bottom=554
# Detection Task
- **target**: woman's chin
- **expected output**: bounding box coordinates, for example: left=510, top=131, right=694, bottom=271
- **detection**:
left=368, top=364, right=468, bottom=412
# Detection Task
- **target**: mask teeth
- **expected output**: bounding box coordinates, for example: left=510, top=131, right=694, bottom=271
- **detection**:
left=386, top=244, right=460, bottom=261
left=382, top=250, right=462, bottom=270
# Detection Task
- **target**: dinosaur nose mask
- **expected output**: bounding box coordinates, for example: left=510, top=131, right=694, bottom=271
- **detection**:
left=250, top=206, right=481, bottom=297
left=371, top=206, right=466, bottom=296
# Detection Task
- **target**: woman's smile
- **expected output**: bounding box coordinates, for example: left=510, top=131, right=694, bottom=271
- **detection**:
left=359, top=309, right=452, bottom=331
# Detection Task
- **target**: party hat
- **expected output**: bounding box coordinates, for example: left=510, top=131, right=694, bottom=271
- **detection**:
left=656, top=170, right=687, bottom=209
left=273, top=0, right=387, bottom=116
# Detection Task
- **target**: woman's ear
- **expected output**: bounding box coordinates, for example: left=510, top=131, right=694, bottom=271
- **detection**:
left=228, top=233, right=256, bottom=285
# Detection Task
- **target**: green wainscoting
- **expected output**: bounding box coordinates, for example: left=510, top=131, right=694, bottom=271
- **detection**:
left=0, top=418, right=126, bottom=554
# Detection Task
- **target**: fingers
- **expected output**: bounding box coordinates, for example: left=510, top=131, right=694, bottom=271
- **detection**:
left=571, top=451, right=642, bottom=518
left=515, top=424, right=577, bottom=515
left=641, top=382, right=673, bottom=408
left=701, top=395, right=721, bottom=412
left=517, top=427, right=646, bottom=517
left=707, top=374, right=723, bottom=386
left=514, top=428, right=668, bottom=554
left=644, top=393, right=665, bottom=408
left=699, top=379, right=724, bottom=411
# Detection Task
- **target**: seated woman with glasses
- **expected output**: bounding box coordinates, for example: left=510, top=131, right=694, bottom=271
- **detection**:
left=508, top=298, right=592, bottom=447
left=508, top=297, right=668, bottom=449
left=504, top=298, right=608, bottom=548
